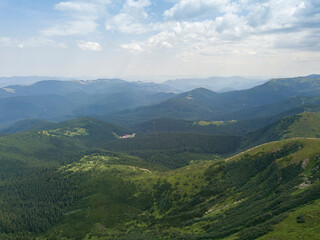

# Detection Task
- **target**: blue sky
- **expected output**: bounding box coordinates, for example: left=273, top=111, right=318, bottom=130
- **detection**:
left=0, top=0, right=319, bottom=81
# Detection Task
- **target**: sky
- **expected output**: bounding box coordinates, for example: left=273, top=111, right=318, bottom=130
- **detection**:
left=0, top=0, right=319, bottom=81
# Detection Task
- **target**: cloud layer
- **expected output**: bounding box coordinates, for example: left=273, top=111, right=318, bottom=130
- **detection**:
left=77, top=41, right=102, bottom=51
left=0, top=0, right=319, bottom=78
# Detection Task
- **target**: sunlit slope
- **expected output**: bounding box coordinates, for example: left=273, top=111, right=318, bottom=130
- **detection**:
left=242, top=112, right=320, bottom=148
left=1, top=117, right=320, bottom=239
left=42, top=138, right=320, bottom=239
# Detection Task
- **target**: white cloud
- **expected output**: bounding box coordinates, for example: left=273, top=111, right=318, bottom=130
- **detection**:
left=42, top=18, right=98, bottom=36
left=0, top=36, right=67, bottom=49
left=0, top=37, right=14, bottom=47
left=77, top=41, right=102, bottom=51
left=3, top=0, right=319, bottom=78
left=120, top=0, right=320, bottom=56
left=164, top=0, right=227, bottom=20
left=121, top=43, right=144, bottom=52
left=24, top=38, right=67, bottom=48
left=121, top=21, right=214, bottom=52
left=106, top=0, right=151, bottom=34
left=54, top=2, right=99, bottom=13
left=42, top=0, right=110, bottom=37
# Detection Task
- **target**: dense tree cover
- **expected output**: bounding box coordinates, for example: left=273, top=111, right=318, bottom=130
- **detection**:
left=70, top=139, right=320, bottom=240
left=105, top=133, right=241, bottom=169
left=0, top=116, right=320, bottom=239
left=107, top=132, right=241, bottom=154
left=241, top=112, right=320, bottom=148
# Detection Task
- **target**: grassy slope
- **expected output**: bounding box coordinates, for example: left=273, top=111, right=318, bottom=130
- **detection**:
left=258, top=199, right=320, bottom=240
left=242, top=112, right=320, bottom=148
left=1, top=116, right=320, bottom=239
left=284, top=112, right=320, bottom=138
left=41, top=138, right=320, bottom=240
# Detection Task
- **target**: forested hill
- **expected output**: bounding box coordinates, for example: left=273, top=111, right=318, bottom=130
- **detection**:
left=242, top=112, right=320, bottom=148
left=1, top=126, right=320, bottom=239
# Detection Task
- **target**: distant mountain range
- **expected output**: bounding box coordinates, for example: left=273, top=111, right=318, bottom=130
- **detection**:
left=0, top=78, right=173, bottom=98
left=0, top=79, right=176, bottom=128
left=106, top=75, right=320, bottom=125
left=0, top=74, right=320, bottom=131
left=0, top=76, right=73, bottom=88
left=164, top=76, right=267, bottom=92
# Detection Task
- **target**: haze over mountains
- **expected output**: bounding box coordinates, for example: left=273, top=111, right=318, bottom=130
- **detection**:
left=0, top=78, right=175, bottom=128
left=0, top=76, right=73, bottom=88
left=164, top=76, right=267, bottom=92
left=0, top=74, right=319, bottom=131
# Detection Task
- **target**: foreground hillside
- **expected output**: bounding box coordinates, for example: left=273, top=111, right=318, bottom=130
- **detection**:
left=0, top=115, right=319, bottom=239
left=43, top=138, right=320, bottom=239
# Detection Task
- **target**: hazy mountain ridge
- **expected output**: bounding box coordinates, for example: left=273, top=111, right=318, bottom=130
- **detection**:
left=0, top=76, right=73, bottom=88
left=0, top=78, right=175, bottom=99
left=0, top=79, right=177, bottom=127
left=164, top=76, right=267, bottom=92
left=1, top=74, right=320, bottom=131
left=105, top=75, right=320, bottom=125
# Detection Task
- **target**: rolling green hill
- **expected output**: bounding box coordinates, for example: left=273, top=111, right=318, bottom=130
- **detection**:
left=39, top=138, right=320, bottom=239
left=0, top=115, right=320, bottom=239
left=133, top=110, right=304, bottom=136
left=105, top=132, right=241, bottom=169
left=242, top=112, right=320, bottom=148
left=0, top=118, right=55, bottom=133
left=0, top=113, right=320, bottom=239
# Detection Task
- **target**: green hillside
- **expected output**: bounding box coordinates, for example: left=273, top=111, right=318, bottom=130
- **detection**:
left=133, top=111, right=301, bottom=136
left=106, top=132, right=241, bottom=169
left=0, top=115, right=320, bottom=239
left=0, top=117, right=319, bottom=239
left=42, top=138, right=320, bottom=239
left=242, top=112, right=320, bottom=148
left=0, top=118, right=55, bottom=133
